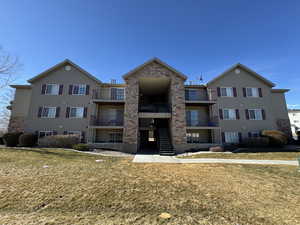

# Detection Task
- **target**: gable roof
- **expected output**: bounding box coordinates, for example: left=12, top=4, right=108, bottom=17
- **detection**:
left=27, top=59, right=102, bottom=84
left=122, top=57, right=188, bottom=80
left=207, top=63, right=275, bottom=87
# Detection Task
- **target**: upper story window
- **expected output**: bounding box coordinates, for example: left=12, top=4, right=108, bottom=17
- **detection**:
left=111, top=88, right=125, bottom=100
left=223, top=109, right=237, bottom=120
left=248, top=109, right=263, bottom=120
left=224, top=132, right=240, bottom=143
left=186, top=110, right=199, bottom=126
left=72, top=84, right=86, bottom=95
left=45, top=84, right=59, bottom=95
left=39, top=130, right=54, bottom=138
left=70, top=107, right=84, bottom=118
left=41, top=107, right=57, bottom=118
left=246, top=87, right=259, bottom=97
left=185, top=89, right=199, bottom=101
left=220, top=87, right=233, bottom=97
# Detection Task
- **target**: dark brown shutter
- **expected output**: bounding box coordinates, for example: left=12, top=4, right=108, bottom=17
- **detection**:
left=68, top=85, right=73, bottom=95
left=53, top=130, right=58, bottom=135
left=217, top=87, right=221, bottom=97
left=38, top=107, right=43, bottom=117
left=83, top=107, right=88, bottom=118
left=243, top=88, right=246, bottom=97
left=233, top=87, right=237, bottom=97
left=66, top=107, right=70, bottom=118
left=63, top=131, right=68, bottom=135
left=55, top=107, right=60, bottom=118
left=245, top=109, right=249, bottom=120
left=81, top=131, right=85, bottom=143
left=41, top=84, right=46, bottom=94
left=236, top=109, right=240, bottom=119
left=59, top=85, right=63, bottom=95
left=238, top=132, right=242, bottom=143
left=248, top=132, right=252, bottom=138
left=219, top=109, right=223, bottom=120
left=221, top=132, right=225, bottom=143
left=86, top=85, right=90, bottom=95
left=258, top=88, right=263, bottom=97
left=262, top=109, right=266, bottom=120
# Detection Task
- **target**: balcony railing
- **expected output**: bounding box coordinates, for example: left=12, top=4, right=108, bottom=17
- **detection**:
left=90, top=115, right=124, bottom=126
left=92, top=88, right=125, bottom=101
left=186, top=119, right=219, bottom=127
left=185, top=88, right=217, bottom=101
left=139, top=104, right=171, bottom=113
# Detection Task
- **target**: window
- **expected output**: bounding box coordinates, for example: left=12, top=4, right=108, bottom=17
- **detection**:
left=294, top=120, right=299, bottom=123
left=186, top=110, right=199, bottom=126
left=109, top=132, right=123, bottom=143
left=248, top=109, right=263, bottom=120
left=223, top=109, right=236, bottom=120
left=246, top=87, right=259, bottom=97
left=41, top=107, right=56, bottom=118
left=185, top=89, right=199, bottom=100
left=45, top=84, right=59, bottom=95
left=249, top=131, right=260, bottom=137
left=220, top=87, right=233, bottom=97
left=39, top=131, right=53, bottom=138
left=70, top=107, right=84, bottom=118
left=72, top=84, right=86, bottom=95
left=224, top=132, right=239, bottom=143
left=187, top=132, right=201, bottom=143
left=111, top=88, right=125, bottom=100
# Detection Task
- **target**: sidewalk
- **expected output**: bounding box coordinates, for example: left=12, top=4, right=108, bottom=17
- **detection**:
left=133, top=154, right=299, bottom=166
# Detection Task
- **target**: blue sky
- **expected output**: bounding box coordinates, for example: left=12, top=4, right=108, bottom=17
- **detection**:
left=1, top=0, right=299, bottom=107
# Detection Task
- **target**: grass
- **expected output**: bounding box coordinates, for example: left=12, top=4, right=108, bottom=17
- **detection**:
left=0, top=147, right=300, bottom=225
left=180, top=152, right=300, bottom=160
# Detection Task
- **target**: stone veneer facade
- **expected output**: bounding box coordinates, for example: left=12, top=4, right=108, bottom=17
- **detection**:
left=123, top=62, right=187, bottom=153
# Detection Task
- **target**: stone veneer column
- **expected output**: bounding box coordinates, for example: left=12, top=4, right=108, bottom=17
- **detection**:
left=123, top=78, right=139, bottom=153
left=170, top=77, right=187, bottom=153
left=8, top=116, right=25, bottom=132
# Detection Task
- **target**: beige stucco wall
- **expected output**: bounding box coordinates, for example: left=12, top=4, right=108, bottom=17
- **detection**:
left=207, top=66, right=290, bottom=140
left=24, top=63, right=100, bottom=140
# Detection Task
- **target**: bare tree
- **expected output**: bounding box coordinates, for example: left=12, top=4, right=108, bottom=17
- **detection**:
left=0, top=46, right=21, bottom=90
left=0, top=88, right=14, bottom=132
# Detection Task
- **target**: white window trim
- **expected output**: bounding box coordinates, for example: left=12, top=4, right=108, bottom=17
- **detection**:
left=45, top=84, right=59, bottom=95
left=110, top=87, right=126, bottom=100
left=186, top=132, right=201, bottom=143
left=245, top=87, right=259, bottom=98
left=223, top=108, right=237, bottom=120
left=224, top=131, right=239, bottom=143
left=41, top=106, right=57, bottom=118
left=39, top=130, right=53, bottom=138
left=69, top=107, right=84, bottom=118
left=72, top=84, right=87, bottom=96
left=248, top=109, right=263, bottom=120
left=220, top=87, right=234, bottom=97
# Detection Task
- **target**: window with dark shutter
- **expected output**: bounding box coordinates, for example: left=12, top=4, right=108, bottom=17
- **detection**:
left=59, top=85, right=64, bottom=95
left=83, top=107, right=88, bottom=118
left=245, top=109, right=249, bottom=120
left=56, top=107, right=60, bottom=118
left=38, top=107, right=43, bottom=117
left=243, top=88, right=246, bottom=97
left=219, top=109, right=223, bottom=120
left=262, top=109, right=266, bottom=120
left=217, top=87, right=221, bottom=97
left=86, top=85, right=90, bottom=95
left=258, top=88, right=263, bottom=97
left=233, top=87, right=237, bottom=97
left=236, top=109, right=240, bottom=119
left=41, top=84, right=46, bottom=95
left=66, top=107, right=70, bottom=118
left=238, top=133, right=242, bottom=143
left=69, top=85, right=73, bottom=95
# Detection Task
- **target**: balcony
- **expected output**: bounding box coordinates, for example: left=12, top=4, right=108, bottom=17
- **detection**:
left=138, top=104, right=171, bottom=118
left=185, top=88, right=217, bottom=105
left=186, top=119, right=220, bottom=129
left=89, top=115, right=124, bottom=128
left=92, top=88, right=125, bottom=103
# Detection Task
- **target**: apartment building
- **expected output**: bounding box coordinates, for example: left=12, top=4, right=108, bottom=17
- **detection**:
left=288, top=109, right=300, bottom=139
left=8, top=58, right=291, bottom=155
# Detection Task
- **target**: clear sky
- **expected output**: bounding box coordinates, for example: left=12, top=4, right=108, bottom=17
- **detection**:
left=1, top=0, right=299, bottom=107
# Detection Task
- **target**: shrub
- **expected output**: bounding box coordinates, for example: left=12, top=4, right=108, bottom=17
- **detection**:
left=18, top=133, right=38, bottom=147
left=2, top=132, right=23, bottom=147
left=73, top=143, right=90, bottom=151
left=0, top=137, right=4, bottom=145
left=38, top=135, right=80, bottom=148
left=241, top=137, right=269, bottom=148
left=261, top=130, right=288, bottom=146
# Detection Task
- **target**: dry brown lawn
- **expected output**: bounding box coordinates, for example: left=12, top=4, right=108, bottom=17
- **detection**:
left=180, top=152, right=300, bottom=160
left=0, top=148, right=299, bottom=225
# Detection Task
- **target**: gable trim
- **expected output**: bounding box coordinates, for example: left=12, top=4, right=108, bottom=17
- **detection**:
left=207, top=63, right=275, bottom=87
left=27, top=59, right=102, bottom=84
left=122, top=57, right=187, bottom=80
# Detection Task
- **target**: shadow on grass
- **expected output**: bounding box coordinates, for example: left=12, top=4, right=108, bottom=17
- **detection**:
left=233, top=147, right=300, bottom=153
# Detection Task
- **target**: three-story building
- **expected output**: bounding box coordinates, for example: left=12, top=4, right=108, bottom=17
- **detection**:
left=8, top=58, right=291, bottom=155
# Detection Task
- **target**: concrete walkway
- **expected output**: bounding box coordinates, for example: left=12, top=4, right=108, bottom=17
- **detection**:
left=133, top=154, right=299, bottom=166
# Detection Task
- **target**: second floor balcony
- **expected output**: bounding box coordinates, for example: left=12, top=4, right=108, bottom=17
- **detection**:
left=89, top=115, right=124, bottom=127
left=139, top=104, right=171, bottom=113
left=186, top=116, right=220, bottom=129
left=185, top=88, right=217, bottom=103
